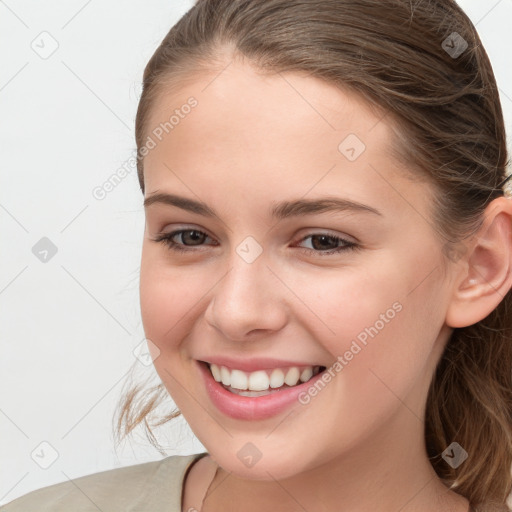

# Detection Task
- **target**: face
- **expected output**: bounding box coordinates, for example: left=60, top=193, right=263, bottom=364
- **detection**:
left=139, top=60, right=455, bottom=480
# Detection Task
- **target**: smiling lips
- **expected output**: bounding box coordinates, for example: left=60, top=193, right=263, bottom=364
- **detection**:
left=198, top=359, right=329, bottom=420
left=208, top=363, right=324, bottom=396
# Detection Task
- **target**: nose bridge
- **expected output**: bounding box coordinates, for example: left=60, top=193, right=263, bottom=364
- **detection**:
left=221, top=234, right=272, bottom=299
left=205, top=240, right=287, bottom=338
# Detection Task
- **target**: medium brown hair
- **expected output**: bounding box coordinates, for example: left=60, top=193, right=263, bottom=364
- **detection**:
left=113, top=1, right=512, bottom=509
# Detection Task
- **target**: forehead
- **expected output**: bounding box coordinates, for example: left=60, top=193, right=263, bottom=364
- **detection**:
left=146, top=61, right=387, bottom=148
left=142, top=61, right=430, bottom=220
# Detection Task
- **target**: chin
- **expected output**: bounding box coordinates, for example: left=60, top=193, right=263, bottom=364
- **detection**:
left=206, top=442, right=318, bottom=482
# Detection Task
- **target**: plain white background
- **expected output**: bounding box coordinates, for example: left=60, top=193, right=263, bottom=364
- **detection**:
left=1, top=0, right=511, bottom=505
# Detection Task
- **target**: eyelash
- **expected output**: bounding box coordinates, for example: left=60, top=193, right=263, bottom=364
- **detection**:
left=152, top=229, right=358, bottom=256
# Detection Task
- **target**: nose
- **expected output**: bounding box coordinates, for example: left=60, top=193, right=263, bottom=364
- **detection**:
left=203, top=251, right=288, bottom=341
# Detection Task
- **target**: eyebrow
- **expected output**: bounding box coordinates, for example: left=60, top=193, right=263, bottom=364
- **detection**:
left=143, top=192, right=382, bottom=219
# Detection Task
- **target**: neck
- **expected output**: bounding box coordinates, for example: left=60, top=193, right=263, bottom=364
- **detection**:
left=202, top=406, right=469, bottom=512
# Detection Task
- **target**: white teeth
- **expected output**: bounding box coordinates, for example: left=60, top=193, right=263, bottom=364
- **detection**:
left=230, top=369, right=248, bottom=390
left=300, top=367, right=313, bottom=382
left=208, top=363, right=321, bottom=392
left=284, top=367, right=300, bottom=386
left=220, top=366, right=231, bottom=386
left=210, top=363, right=221, bottom=382
left=269, top=368, right=285, bottom=388
left=249, top=370, right=270, bottom=391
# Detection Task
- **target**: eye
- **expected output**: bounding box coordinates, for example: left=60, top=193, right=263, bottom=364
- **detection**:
left=152, top=228, right=358, bottom=256
left=152, top=229, right=217, bottom=253
left=294, top=233, right=358, bottom=256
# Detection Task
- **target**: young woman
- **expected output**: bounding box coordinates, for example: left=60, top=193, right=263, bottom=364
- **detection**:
left=3, top=0, right=511, bottom=511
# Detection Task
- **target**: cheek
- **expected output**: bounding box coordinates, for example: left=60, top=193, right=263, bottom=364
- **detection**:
left=139, top=251, right=210, bottom=407
left=299, top=260, right=445, bottom=394
left=297, top=267, right=403, bottom=351
left=139, top=248, right=208, bottom=355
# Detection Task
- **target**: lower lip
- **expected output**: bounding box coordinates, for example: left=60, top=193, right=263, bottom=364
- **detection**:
left=197, top=360, right=326, bottom=421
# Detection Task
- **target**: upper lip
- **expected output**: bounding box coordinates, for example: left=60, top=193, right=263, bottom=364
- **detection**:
left=199, top=356, right=326, bottom=373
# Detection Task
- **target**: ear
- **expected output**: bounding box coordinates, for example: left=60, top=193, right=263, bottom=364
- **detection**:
left=445, top=196, right=512, bottom=328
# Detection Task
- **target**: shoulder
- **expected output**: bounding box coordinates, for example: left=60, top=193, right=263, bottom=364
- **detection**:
left=0, top=452, right=207, bottom=512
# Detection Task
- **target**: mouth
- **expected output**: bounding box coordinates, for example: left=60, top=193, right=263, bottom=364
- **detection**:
left=205, top=361, right=327, bottom=397
left=196, top=360, right=329, bottom=420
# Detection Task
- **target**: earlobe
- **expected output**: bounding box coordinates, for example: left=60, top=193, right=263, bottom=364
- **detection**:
left=445, top=197, right=512, bottom=328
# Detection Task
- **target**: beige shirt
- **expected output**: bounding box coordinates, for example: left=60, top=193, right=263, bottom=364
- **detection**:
left=0, top=452, right=207, bottom=512
left=1, top=454, right=491, bottom=512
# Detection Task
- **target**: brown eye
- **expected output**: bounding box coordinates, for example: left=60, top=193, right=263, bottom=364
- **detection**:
left=178, top=230, right=208, bottom=246
left=153, top=229, right=216, bottom=253
left=296, top=233, right=357, bottom=255
left=308, top=234, right=342, bottom=251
